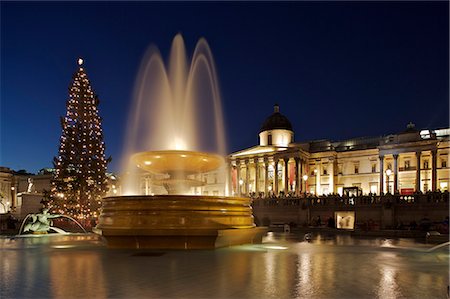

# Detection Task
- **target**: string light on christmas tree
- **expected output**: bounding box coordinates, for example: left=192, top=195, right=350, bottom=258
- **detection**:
left=49, top=58, right=111, bottom=225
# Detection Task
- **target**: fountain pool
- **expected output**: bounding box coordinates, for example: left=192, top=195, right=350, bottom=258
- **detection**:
left=1, top=233, right=448, bottom=298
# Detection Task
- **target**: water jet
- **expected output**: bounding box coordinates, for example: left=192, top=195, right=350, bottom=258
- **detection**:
left=95, top=35, right=266, bottom=249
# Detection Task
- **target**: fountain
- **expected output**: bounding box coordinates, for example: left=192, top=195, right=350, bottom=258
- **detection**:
left=94, top=34, right=266, bottom=249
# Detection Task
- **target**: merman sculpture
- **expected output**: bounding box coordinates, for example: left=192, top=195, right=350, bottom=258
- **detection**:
left=19, top=208, right=87, bottom=235
left=23, top=209, right=63, bottom=234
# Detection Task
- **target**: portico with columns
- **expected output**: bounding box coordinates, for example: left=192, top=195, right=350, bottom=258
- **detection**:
left=230, top=150, right=309, bottom=197
left=378, top=141, right=440, bottom=194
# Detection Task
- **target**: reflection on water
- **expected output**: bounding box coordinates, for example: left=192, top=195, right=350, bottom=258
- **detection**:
left=1, top=233, right=448, bottom=298
left=50, top=250, right=107, bottom=298
left=295, top=253, right=313, bottom=297
left=377, top=252, right=400, bottom=298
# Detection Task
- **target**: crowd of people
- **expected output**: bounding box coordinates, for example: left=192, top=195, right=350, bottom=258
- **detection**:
left=250, top=190, right=449, bottom=207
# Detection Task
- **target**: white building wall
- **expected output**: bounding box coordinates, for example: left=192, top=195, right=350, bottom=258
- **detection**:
left=259, top=129, right=293, bottom=146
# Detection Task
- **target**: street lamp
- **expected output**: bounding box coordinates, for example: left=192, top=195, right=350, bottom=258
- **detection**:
left=10, top=186, right=15, bottom=210
left=238, top=179, right=244, bottom=195
left=303, top=175, right=308, bottom=194
left=385, top=169, right=392, bottom=194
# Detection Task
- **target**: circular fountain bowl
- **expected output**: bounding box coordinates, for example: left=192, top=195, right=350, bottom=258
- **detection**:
left=131, top=150, right=225, bottom=174
left=95, top=195, right=267, bottom=249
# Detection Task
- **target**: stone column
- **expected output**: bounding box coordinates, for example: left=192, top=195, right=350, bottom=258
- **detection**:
left=431, top=149, right=437, bottom=191
left=236, top=159, right=241, bottom=196
left=264, top=157, right=269, bottom=196
left=228, top=161, right=233, bottom=196
left=300, top=159, right=304, bottom=194
left=315, top=159, right=321, bottom=195
left=393, top=154, right=399, bottom=193
left=379, top=155, right=384, bottom=194
left=245, top=159, right=250, bottom=195
left=255, top=158, right=260, bottom=195
left=274, top=158, right=279, bottom=195
left=415, top=151, right=421, bottom=192
left=284, top=157, right=289, bottom=193
left=226, top=160, right=232, bottom=196
left=294, top=157, right=300, bottom=196
left=329, top=158, right=334, bottom=194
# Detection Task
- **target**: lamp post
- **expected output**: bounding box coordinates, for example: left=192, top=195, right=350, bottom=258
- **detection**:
left=313, top=169, right=318, bottom=195
left=385, top=169, right=392, bottom=194
left=303, top=174, right=308, bottom=195
left=10, top=186, right=16, bottom=211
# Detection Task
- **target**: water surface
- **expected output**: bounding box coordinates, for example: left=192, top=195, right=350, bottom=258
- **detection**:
left=1, top=233, right=448, bottom=298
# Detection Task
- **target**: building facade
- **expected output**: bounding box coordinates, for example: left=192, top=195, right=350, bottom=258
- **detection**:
left=0, top=167, right=118, bottom=219
left=228, top=105, right=449, bottom=197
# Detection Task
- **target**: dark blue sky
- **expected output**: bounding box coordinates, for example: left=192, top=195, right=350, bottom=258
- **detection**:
left=1, top=1, right=448, bottom=173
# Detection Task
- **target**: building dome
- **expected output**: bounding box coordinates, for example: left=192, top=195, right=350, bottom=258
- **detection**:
left=258, top=104, right=294, bottom=146
left=260, top=104, right=293, bottom=133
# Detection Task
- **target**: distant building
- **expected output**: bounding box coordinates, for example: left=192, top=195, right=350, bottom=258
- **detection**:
left=0, top=167, right=15, bottom=213
left=228, top=104, right=449, bottom=197
left=0, top=167, right=118, bottom=218
left=0, top=167, right=52, bottom=215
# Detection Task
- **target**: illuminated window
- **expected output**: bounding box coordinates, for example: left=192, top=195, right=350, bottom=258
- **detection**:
left=440, top=182, right=448, bottom=191
left=370, top=184, right=378, bottom=194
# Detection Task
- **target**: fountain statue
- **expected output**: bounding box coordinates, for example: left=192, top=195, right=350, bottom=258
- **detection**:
left=19, top=208, right=87, bottom=235
left=94, top=34, right=266, bottom=249
left=22, top=208, right=62, bottom=234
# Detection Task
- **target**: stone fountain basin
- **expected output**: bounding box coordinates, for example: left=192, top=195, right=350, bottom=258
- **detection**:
left=95, top=195, right=266, bottom=249
left=131, top=150, right=224, bottom=174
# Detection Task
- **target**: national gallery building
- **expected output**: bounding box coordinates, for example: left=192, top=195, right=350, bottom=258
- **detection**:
left=227, top=105, right=449, bottom=197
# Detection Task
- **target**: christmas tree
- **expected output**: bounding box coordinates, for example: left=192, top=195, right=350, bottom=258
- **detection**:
left=50, top=58, right=111, bottom=221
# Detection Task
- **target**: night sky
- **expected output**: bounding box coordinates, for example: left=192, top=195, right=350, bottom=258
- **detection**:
left=1, top=1, right=448, bottom=174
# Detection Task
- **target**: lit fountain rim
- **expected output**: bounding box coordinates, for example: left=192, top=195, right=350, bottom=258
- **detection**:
left=131, top=150, right=224, bottom=174
left=97, top=151, right=267, bottom=249
left=96, top=193, right=267, bottom=249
